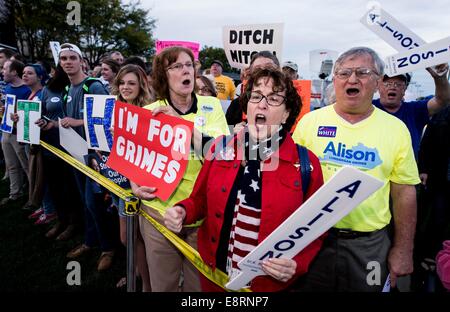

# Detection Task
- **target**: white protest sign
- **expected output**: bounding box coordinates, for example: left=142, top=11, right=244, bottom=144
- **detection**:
left=83, top=94, right=116, bottom=152
left=382, top=274, right=391, bottom=292
left=225, top=166, right=384, bottom=291
left=59, top=118, right=88, bottom=164
left=361, top=7, right=449, bottom=76
left=49, top=41, right=61, bottom=66
left=309, top=49, right=338, bottom=75
left=0, top=94, right=16, bottom=134
left=384, top=36, right=450, bottom=77
left=222, top=23, right=284, bottom=69
left=16, top=100, right=41, bottom=144
left=360, top=8, right=426, bottom=52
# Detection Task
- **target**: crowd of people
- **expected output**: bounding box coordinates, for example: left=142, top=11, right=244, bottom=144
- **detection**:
left=0, top=41, right=449, bottom=292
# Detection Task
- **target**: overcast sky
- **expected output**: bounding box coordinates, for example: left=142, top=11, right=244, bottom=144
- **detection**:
left=143, top=0, right=450, bottom=97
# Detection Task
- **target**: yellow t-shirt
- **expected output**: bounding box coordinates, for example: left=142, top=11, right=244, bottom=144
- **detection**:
left=214, top=75, right=236, bottom=100
left=292, top=105, right=420, bottom=231
left=141, top=95, right=230, bottom=215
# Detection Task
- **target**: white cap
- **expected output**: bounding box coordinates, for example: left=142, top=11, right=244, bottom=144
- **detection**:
left=58, top=43, right=82, bottom=59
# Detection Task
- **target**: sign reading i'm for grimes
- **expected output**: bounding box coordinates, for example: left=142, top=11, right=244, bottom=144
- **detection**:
left=223, top=23, right=284, bottom=69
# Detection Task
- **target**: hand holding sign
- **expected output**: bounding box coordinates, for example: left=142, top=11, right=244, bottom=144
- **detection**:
left=225, top=166, right=383, bottom=291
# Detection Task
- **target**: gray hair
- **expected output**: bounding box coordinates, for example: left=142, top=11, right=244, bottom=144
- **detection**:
left=334, top=47, right=384, bottom=76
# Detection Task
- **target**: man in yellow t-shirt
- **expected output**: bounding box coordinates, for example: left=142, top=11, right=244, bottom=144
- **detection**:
left=292, top=47, right=420, bottom=292
left=210, top=60, right=236, bottom=101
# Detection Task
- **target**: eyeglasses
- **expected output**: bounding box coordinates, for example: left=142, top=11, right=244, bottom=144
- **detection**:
left=199, top=87, right=212, bottom=94
left=382, top=81, right=405, bottom=88
left=166, top=62, right=194, bottom=72
left=334, top=67, right=379, bottom=80
left=248, top=91, right=286, bottom=107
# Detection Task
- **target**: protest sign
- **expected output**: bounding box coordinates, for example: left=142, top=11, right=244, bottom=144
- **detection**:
left=293, top=80, right=311, bottom=122
left=16, top=100, right=41, bottom=144
left=107, top=101, right=194, bottom=201
left=361, top=7, right=449, bottom=76
left=86, top=152, right=130, bottom=189
left=59, top=118, right=89, bottom=164
left=222, top=23, right=284, bottom=69
left=156, top=40, right=200, bottom=60
left=225, top=166, right=383, bottom=291
left=385, top=36, right=450, bottom=76
left=0, top=94, right=16, bottom=134
left=49, top=41, right=61, bottom=66
left=83, top=94, right=116, bottom=152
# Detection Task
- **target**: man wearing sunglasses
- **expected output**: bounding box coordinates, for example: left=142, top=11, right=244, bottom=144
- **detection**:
left=373, top=65, right=450, bottom=159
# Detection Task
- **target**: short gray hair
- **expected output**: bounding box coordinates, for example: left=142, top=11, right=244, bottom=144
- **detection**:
left=334, top=47, right=384, bottom=76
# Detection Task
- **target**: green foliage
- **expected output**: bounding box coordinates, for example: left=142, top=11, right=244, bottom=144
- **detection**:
left=199, top=45, right=238, bottom=73
left=10, top=0, right=155, bottom=65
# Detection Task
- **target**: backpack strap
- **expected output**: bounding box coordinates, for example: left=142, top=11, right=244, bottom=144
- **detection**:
left=297, top=144, right=311, bottom=195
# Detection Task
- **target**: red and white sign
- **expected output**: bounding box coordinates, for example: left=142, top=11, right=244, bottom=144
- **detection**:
left=107, top=101, right=193, bottom=201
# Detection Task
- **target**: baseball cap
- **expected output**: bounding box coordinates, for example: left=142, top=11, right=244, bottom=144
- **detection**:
left=211, top=60, right=224, bottom=68
left=384, top=72, right=412, bottom=85
left=282, top=61, right=298, bottom=72
left=58, top=43, right=83, bottom=59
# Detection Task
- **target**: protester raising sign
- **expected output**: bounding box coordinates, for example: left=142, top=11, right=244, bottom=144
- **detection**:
left=107, top=101, right=193, bottom=201
left=83, top=94, right=116, bottom=152
left=16, top=99, right=41, bottom=144
left=222, top=23, right=284, bottom=69
left=0, top=94, right=16, bottom=134
left=156, top=40, right=200, bottom=60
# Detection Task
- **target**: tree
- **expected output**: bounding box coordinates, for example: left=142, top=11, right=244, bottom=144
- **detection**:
left=0, top=0, right=17, bottom=48
left=199, top=46, right=238, bottom=73
left=3, top=0, right=156, bottom=65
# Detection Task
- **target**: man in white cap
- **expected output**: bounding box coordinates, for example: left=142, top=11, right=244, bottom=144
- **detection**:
left=282, top=61, right=299, bottom=80
left=373, top=64, right=450, bottom=159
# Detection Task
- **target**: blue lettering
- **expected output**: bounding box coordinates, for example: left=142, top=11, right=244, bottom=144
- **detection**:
left=353, top=151, right=364, bottom=160
left=324, top=141, right=337, bottom=155
left=337, top=180, right=362, bottom=198
left=401, top=37, right=413, bottom=48
left=86, top=96, right=115, bottom=149
left=288, top=227, right=309, bottom=239
left=397, top=57, right=408, bottom=68
left=365, top=151, right=376, bottom=162
left=393, top=31, right=403, bottom=39
left=259, top=250, right=282, bottom=261
left=274, top=240, right=295, bottom=251
left=410, top=53, right=420, bottom=65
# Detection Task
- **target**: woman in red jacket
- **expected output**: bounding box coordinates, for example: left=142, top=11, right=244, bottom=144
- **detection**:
left=164, top=67, right=325, bottom=292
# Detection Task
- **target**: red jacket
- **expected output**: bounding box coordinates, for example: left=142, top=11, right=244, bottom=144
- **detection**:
left=179, top=132, right=325, bottom=292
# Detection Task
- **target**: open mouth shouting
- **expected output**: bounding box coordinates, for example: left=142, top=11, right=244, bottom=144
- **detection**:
left=345, top=87, right=360, bottom=97
left=255, top=113, right=267, bottom=129
left=387, top=91, right=397, bottom=101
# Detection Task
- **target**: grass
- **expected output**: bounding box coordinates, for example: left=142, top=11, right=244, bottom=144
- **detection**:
left=0, top=170, right=127, bottom=292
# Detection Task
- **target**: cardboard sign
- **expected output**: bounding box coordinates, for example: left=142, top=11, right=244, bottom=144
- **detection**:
left=156, top=40, right=200, bottom=60
left=86, top=152, right=130, bottom=189
left=1, top=94, right=16, bottom=134
left=222, top=23, right=284, bottom=69
left=293, top=80, right=311, bottom=122
left=83, top=94, right=116, bottom=152
left=361, top=7, right=448, bottom=76
left=360, top=8, right=426, bottom=52
left=49, top=41, right=61, bottom=66
left=385, top=36, right=450, bottom=76
left=107, top=101, right=194, bottom=201
left=16, top=100, right=41, bottom=144
left=225, top=166, right=383, bottom=291
left=59, top=118, right=89, bottom=164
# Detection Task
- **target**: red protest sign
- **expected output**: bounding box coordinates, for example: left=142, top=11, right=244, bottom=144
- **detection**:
left=107, top=101, right=193, bottom=201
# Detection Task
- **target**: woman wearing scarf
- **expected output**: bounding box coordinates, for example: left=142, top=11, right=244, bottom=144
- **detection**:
left=164, top=67, right=325, bottom=292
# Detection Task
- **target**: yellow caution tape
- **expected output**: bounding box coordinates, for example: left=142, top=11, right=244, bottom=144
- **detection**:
left=40, top=140, right=250, bottom=292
